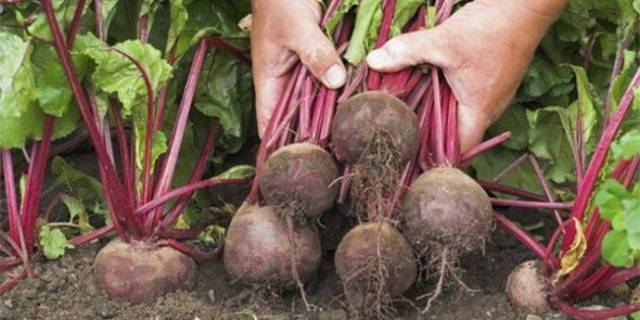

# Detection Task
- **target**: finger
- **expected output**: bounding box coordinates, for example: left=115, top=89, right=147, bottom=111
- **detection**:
left=287, top=27, right=346, bottom=89
left=254, top=73, right=289, bottom=138
left=252, top=41, right=295, bottom=137
left=458, top=103, right=490, bottom=153
left=366, top=27, right=456, bottom=72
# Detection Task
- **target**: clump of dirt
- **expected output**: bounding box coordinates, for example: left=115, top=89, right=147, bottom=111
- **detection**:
left=0, top=211, right=569, bottom=320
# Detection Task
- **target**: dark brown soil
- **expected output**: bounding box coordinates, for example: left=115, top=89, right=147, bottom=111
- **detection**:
left=0, top=149, right=583, bottom=319
left=0, top=209, right=574, bottom=320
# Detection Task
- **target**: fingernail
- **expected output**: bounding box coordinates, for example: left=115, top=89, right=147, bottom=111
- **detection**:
left=323, top=64, right=346, bottom=88
left=367, top=49, right=390, bottom=68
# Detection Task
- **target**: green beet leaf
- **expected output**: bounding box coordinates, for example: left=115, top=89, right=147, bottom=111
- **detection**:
left=194, top=51, right=253, bottom=155
left=39, top=225, right=74, bottom=260
left=344, top=0, right=382, bottom=65
left=486, top=104, right=530, bottom=150
left=612, top=130, right=640, bottom=161
left=215, top=165, right=255, bottom=179
left=74, top=33, right=172, bottom=117
left=325, top=0, right=358, bottom=40
left=471, top=146, right=543, bottom=195
left=166, top=0, right=190, bottom=56
left=526, top=107, right=576, bottom=183
left=595, top=179, right=628, bottom=220
left=0, top=32, right=36, bottom=118
left=602, top=230, right=631, bottom=267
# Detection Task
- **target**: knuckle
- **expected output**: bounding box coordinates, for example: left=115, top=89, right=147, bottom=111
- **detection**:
left=300, top=44, right=333, bottom=68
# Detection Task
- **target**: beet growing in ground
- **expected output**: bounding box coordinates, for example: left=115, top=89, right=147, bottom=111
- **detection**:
left=0, top=210, right=579, bottom=320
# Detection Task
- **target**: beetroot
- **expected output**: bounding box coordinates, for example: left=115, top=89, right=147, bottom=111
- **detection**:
left=505, top=260, right=550, bottom=314
left=223, top=203, right=322, bottom=287
left=260, top=142, right=339, bottom=222
left=331, top=91, right=419, bottom=164
left=94, top=238, right=196, bottom=303
left=399, top=166, right=493, bottom=311
left=331, top=91, right=420, bottom=218
left=401, top=167, right=493, bottom=254
left=334, top=221, right=417, bottom=317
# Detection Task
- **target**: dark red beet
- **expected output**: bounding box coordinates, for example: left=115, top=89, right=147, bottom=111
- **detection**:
left=334, top=221, right=417, bottom=298
left=331, top=91, right=419, bottom=164
left=260, top=142, right=339, bottom=221
left=94, top=238, right=196, bottom=304
left=223, top=203, right=322, bottom=287
left=401, top=167, right=493, bottom=253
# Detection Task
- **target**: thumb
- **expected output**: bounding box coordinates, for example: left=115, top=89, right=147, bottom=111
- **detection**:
left=458, top=103, right=491, bottom=153
left=288, top=27, right=346, bottom=89
left=366, top=27, right=456, bottom=72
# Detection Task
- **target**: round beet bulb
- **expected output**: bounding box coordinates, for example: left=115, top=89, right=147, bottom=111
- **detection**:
left=505, top=260, right=550, bottom=314
left=401, top=167, right=493, bottom=254
left=335, top=221, right=417, bottom=298
left=94, top=238, right=196, bottom=304
left=331, top=91, right=419, bottom=164
left=260, top=142, right=339, bottom=222
left=223, top=203, right=322, bottom=287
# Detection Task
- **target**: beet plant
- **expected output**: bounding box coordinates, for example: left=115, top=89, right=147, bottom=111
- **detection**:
left=493, top=67, right=640, bottom=319
left=17, top=0, right=256, bottom=303
left=224, top=10, right=344, bottom=306
left=0, top=17, right=85, bottom=291
left=0, top=106, right=69, bottom=294
left=484, top=3, right=640, bottom=315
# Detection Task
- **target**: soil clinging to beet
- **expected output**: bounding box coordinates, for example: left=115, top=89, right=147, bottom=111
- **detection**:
left=334, top=221, right=417, bottom=319
left=223, top=203, right=322, bottom=287
left=93, top=238, right=196, bottom=304
left=260, top=142, right=339, bottom=223
left=401, top=166, right=493, bottom=254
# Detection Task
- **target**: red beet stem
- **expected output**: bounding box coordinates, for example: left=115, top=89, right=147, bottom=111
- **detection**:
left=43, top=0, right=140, bottom=240
left=159, top=119, right=220, bottom=230
left=494, top=213, right=556, bottom=266
left=550, top=296, right=640, bottom=320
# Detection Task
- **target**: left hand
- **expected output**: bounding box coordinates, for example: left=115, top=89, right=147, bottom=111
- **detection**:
left=366, top=0, right=566, bottom=151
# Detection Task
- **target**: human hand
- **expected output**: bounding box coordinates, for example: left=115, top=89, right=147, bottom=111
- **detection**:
left=366, top=0, right=567, bottom=152
left=251, top=0, right=347, bottom=136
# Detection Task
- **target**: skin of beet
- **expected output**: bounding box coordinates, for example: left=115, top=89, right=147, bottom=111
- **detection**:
left=223, top=202, right=322, bottom=287
left=334, top=221, right=417, bottom=297
left=505, top=260, right=550, bottom=314
left=401, top=167, right=493, bottom=253
left=260, top=142, right=339, bottom=221
left=330, top=91, right=420, bottom=164
left=93, top=238, right=196, bottom=304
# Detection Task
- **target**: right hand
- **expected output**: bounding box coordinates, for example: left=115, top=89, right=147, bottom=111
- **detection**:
left=251, top=0, right=347, bottom=137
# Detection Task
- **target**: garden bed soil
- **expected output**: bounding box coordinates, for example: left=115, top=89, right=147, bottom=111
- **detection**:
left=1, top=150, right=626, bottom=319
left=0, top=209, right=581, bottom=320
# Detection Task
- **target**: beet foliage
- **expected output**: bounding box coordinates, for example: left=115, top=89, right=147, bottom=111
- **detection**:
left=1, top=0, right=258, bottom=303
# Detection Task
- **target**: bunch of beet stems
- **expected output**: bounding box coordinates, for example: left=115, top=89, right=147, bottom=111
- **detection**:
left=0, top=119, right=54, bottom=293
left=494, top=64, right=640, bottom=318
left=247, top=0, right=474, bottom=205
left=246, top=3, right=351, bottom=203
left=42, top=0, right=249, bottom=253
